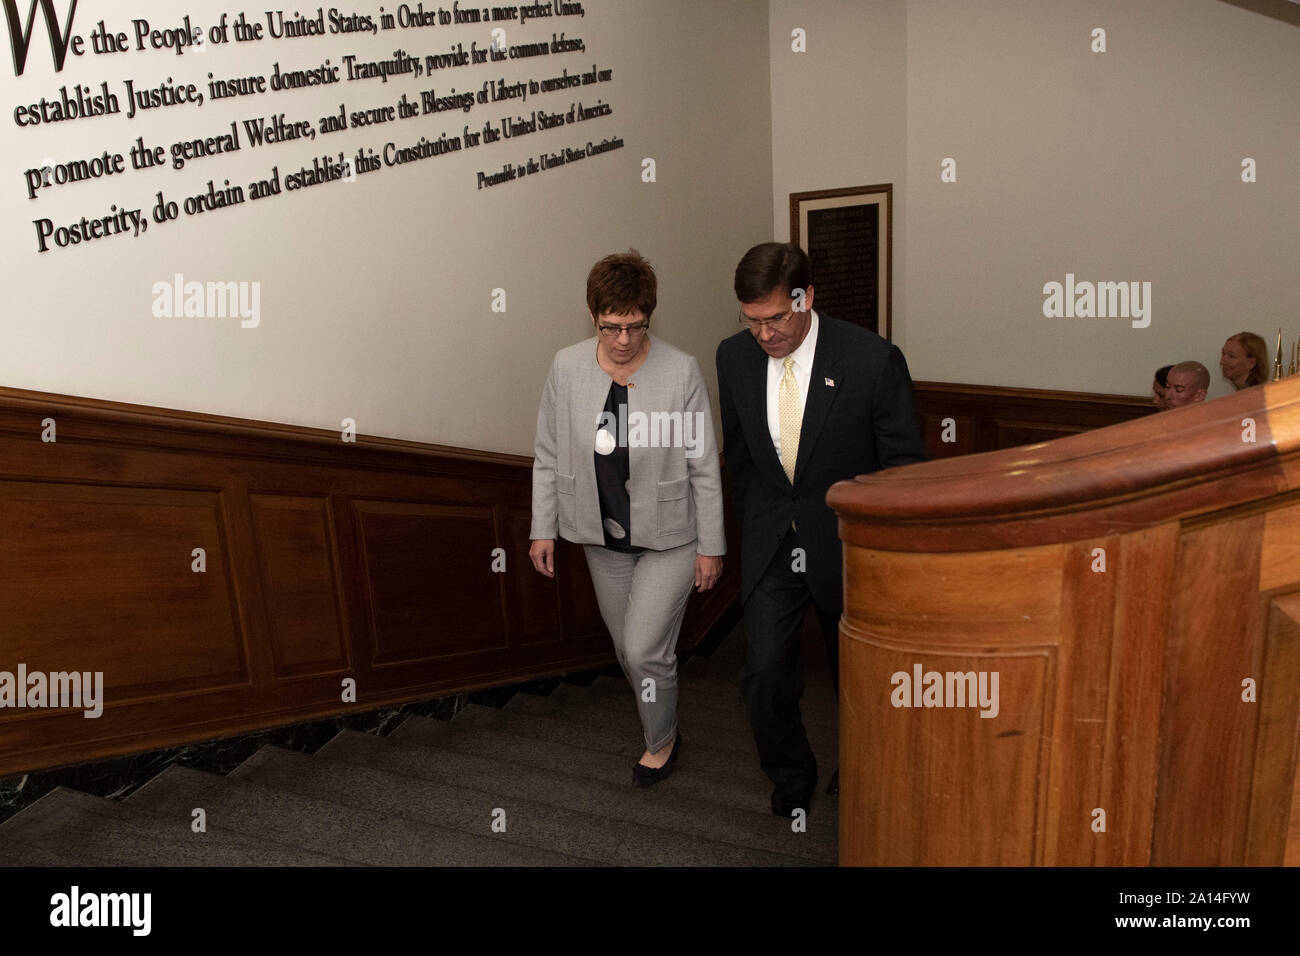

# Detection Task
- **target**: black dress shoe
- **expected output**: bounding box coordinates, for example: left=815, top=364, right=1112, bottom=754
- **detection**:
left=826, top=770, right=839, bottom=795
left=632, top=734, right=681, bottom=788
left=771, top=792, right=811, bottom=818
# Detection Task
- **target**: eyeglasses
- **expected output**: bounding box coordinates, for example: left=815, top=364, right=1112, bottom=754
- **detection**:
left=738, top=308, right=795, bottom=332
left=597, top=320, right=650, bottom=338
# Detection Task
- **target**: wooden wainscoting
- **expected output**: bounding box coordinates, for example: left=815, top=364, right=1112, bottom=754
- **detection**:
left=913, top=382, right=1158, bottom=458
left=0, top=385, right=738, bottom=777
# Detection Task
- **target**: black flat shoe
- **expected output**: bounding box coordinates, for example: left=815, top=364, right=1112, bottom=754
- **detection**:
left=632, top=734, right=681, bottom=788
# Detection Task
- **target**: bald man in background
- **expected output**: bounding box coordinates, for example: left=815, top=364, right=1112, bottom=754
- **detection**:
left=1163, top=361, right=1209, bottom=409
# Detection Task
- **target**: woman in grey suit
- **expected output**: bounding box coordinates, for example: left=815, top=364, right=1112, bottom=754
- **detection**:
left=529, top=250, right=725, bottom=787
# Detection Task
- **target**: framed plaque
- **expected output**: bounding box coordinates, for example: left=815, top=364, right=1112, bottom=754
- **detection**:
left=790, top=183, right=892, bottom=340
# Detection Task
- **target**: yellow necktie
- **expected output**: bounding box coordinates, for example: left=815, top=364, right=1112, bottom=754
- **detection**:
left=779, top=356, right=801, bottom=483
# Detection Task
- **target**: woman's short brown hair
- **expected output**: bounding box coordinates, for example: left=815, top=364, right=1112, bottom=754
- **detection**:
left=586, top=249, right=657, bottom=319
left=1229, top=331, right=1269, bottom=388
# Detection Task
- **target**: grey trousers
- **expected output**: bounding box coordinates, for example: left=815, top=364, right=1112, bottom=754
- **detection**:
left=583, top=541, right=698, bottom=752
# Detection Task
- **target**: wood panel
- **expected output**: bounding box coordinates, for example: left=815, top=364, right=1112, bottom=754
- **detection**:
left=1095, top=524, right=1176, bottom=866
left=0, top=482, right=247, bottom=698
left=993, top=421, right=1085, bottom=450
left=499, top=508, right=564, bottom=647
left=914, top=382, right=1156, bottom=459
left=843, top=546, right=1064, bottom=644
left=1246, top=592, right=1300, bottom=865
left=1260, top=504, right=1300, bottom=592
left=1152, top=515, right=1267, bottom=864
left=840, top=621, right=1054, bottom=865
left=0, top=383, right=741, bottom=777
left=1044, top=537, right=1116, bottom=866
left=920, top=413, right=976, bottom=457
left=355, top=501, right=508, bottom=664
left=249, top=494, right=349, bottom=679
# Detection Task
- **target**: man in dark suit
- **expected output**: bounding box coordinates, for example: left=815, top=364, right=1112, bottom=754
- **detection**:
left=715, top=242, right=928, bottom=817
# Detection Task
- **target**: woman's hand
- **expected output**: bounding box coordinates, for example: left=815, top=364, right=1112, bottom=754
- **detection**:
left=530, top=539, right=555, bottom=577
left=694, top=554, right=723, bottom=591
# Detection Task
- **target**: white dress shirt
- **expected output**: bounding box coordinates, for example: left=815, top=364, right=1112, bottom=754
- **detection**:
left=766, top=310, right=819, bottom=458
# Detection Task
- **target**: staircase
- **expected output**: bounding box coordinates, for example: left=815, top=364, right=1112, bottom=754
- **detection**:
left=0, top=619, right=839, bottom=866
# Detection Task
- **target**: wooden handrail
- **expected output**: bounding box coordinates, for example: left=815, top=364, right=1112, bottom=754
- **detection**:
left=830, top=377, right=1300, bottom=551
left=829, top=377, right=1300, bottom=866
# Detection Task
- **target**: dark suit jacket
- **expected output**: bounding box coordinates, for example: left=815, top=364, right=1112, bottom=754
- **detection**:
left=715, top=312, right=928, bottom=613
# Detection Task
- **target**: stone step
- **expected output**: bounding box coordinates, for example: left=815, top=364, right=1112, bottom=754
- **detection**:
left=554, top=674, right=840, bottom=738
left=391, top=713, right=792, bottom=820
left=0, top=784, right=347, bottom=866
left=0, top=620, right=841, bottom=867
left=505, top=690, right=761, bottom=756
left=319, top=727, right=834, bottom=863
left=456, top=701, right=754, bottom=776
left=0, top=834, right=83, bottom=866
left=450, top=704, right=842, bottom=819
left=125, top=762, right=587, bottom=866
left=504, top=692, right=840, bottom=780
left=231, top=742, right=811, bottom=866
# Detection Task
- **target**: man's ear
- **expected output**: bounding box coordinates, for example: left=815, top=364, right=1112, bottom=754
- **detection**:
left=792, top=285, right=814, bottom=313
left=790, top=286, right=813, bottom=313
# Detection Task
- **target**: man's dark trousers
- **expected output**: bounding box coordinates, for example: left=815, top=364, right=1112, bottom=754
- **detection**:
left=741, top=524, right=839, bottom=802
left=716, top=312, right=929, bottom=806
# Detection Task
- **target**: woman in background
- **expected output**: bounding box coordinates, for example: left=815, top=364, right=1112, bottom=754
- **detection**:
left=529, top=250, right=725, bottom=787
left=1220, top=332, right=1269, bottom=390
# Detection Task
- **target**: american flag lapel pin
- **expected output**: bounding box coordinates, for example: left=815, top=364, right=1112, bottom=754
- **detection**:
left=825, top=377, right=835, bottom=387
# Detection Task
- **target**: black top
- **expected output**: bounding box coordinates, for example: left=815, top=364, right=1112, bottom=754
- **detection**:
left=594, top=381, right=643, bottom=553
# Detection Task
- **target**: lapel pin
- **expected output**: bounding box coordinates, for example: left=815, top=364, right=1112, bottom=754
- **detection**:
left=825, top=378, right=835, bottom=387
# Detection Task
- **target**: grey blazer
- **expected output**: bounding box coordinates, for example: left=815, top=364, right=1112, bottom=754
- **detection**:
left=531, top=334, right=726, bottom=555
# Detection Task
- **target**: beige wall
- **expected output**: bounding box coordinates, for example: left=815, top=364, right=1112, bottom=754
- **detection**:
left=769, top=0, right=909, bottom=343
left=12, top=0, right=1292, bottom=452
left=771, top=0, right=1300, bottom=398
left=2, top=0, right=772, bottom=455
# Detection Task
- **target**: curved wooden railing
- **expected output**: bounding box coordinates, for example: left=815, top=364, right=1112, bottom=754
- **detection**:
left=828, top=377, right=1300, bottom=865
